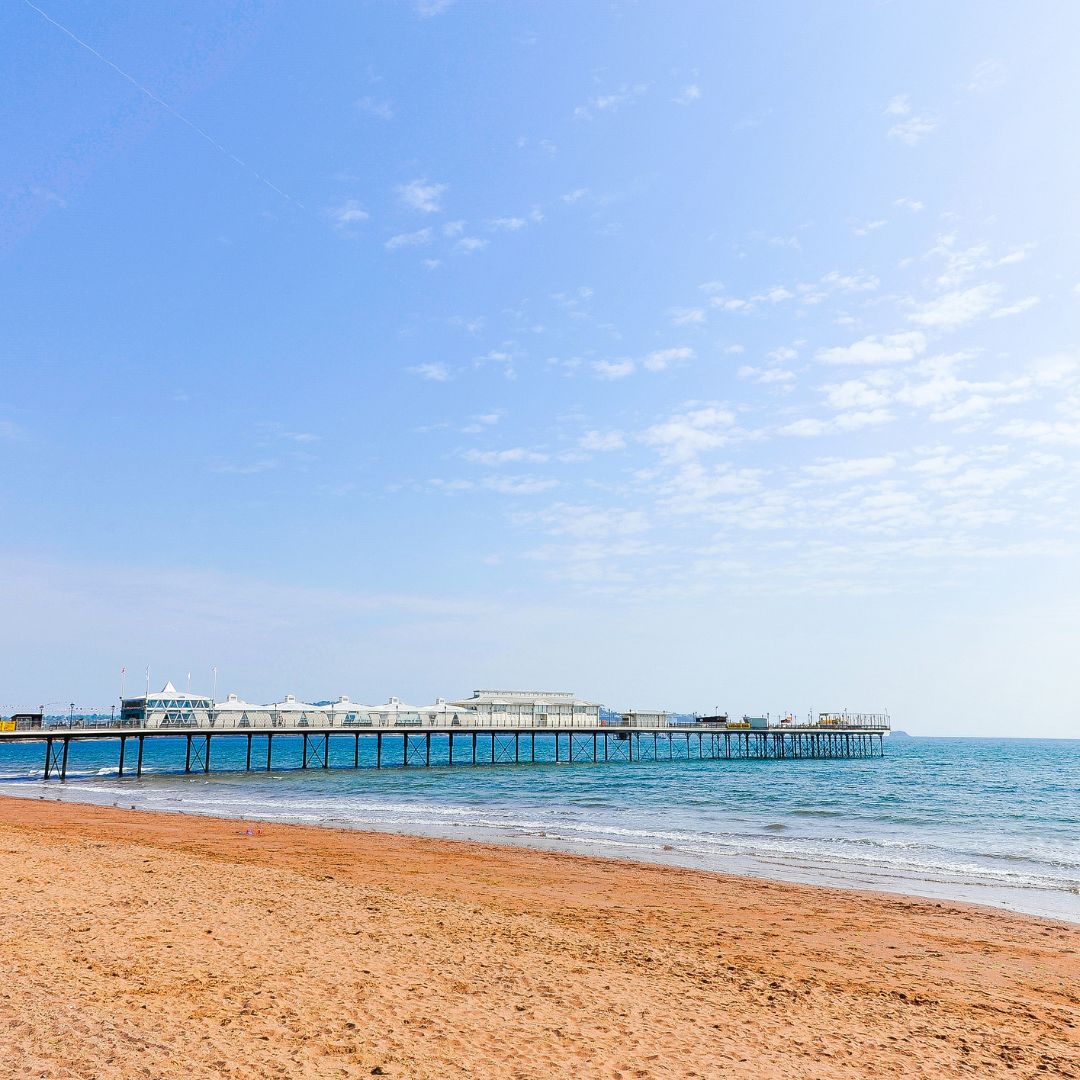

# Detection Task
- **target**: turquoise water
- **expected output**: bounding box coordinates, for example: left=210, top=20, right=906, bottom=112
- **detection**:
left=1, top=733, right=1077, bottom=922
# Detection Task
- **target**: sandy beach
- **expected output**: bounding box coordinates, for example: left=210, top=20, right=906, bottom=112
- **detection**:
left=0, top=797, right=1076, bottom=1079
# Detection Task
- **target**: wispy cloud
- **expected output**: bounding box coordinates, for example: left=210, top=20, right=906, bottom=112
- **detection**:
left=908, top=284, right=1001, bottom=329
left=580, top=430, right=626, bottom=451
left=888, top=115, right=938, bottom=146
left=990, top=296, right=1040, bottom=319
left=642, top=346, right=694, bottom=372
left=385, top=227, right=433, bottom=250
left=409, top=362, right=452, bottom=381
left=574, top=83, right=647, bottom=120
left=357, top=96, right=394, bottom=121
left=397, top=178, right=447, bottom=213
left=328, top=200, right=369, bottom=228
left=592, top=359, right=635, bottom=380
left=674, top=84, right=701, bottom=106
left=416, top=0, right=454, bottom=16
left=463, top=447, right=549, bottom=465
left=816, top=331, right=927, bottom=365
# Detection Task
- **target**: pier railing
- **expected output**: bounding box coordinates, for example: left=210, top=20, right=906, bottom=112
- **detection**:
left=24, top=715, right=890, bottom=734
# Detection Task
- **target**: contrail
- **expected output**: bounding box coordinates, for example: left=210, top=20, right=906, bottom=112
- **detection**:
left=23, top=0, right=305, bottom=210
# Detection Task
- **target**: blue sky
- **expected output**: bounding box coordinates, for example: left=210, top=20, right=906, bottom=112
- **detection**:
left=2, top=1, right=1079, bottom=736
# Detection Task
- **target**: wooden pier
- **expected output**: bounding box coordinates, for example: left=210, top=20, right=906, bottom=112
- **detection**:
left=0, top=721, right=888, bottom=781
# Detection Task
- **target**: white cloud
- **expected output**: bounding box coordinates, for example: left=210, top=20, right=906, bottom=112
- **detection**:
left=593, top=359, right=635, bottom=380
left=909, top=284, right=1002, bottom=329
left=674, top=84, right=701, bottom=106
left=930, top=395, right=993, bottom=423
left=780, top=410, right=892, bottom=436
left=357, top=97, right=394, bottom=121
left=561, top=188, right=589, bottom=204
left=416, top=0, right=454, bottom=16
left=889, top=115, right=938, bottom=146
left=1, top=420, right=22, bottom=440
left=966, top=59, right=1006, bottom=93
left=489, top=216, right=527, bottom=231
left=574, top=84, right=647, bottom=119
left=463, top=447, right=548, bottom=465
left=997, top=419, right=1080, bottom=446
left=760, top=286, right=794, bottom=302
left=329, top=200, right=369, bottom=227
left=710, top=296, right=754, bottom=314
left=852, top=218, right=887, bottom=236
left=738, top=365, right=795, bottom=384
left=580, top=430, right=626, bottom=452
left=643, top=346, right=695, bottom=372
left=802, top=456, right=896, bottom=482
left=884, top=95, right=911, bottom=116
left=669, top=307, right=706, bottom=326
left=768, top=346, right=798, bottom=362
left=443, top=220, right=465, bottom=237
left=643, top=406, right=735, bottom=461
left=385, top=228, right=433, bottom=250
left=817, top=331, right=926, bottom=365
left=990, top=296, right=1040, bottom=318
left=397, top=178, right=447, bottom=213
left=1028, top=353, right=1078, bottom=385
left=893, top=197, right=924, bottom=213
left=455, top=236, right=488, bottom=254
left=409, top=362, right=451, bottom=381
left=823, top=377, right=891, bottom=410
left=484, top=476, right=558, bottom=495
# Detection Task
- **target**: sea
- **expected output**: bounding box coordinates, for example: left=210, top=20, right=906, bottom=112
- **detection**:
left=1, top=732, right=1077, bottom=923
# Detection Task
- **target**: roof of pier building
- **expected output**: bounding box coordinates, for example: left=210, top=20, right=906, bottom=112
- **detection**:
left=453, top=689, right=601, bottom=708
left=122, top=681, right=213, bottom=706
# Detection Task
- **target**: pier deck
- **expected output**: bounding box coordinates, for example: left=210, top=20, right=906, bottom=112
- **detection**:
left=0, top=722, right=887, bottom=780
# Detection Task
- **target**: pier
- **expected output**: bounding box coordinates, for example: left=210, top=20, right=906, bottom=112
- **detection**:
left=0, top=719, right=888, bottom=782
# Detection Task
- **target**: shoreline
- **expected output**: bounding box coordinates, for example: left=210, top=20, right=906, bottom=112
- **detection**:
left=5, top=777, right=1078, bottom=925
left=2, top=795, right=1078, bottom=1078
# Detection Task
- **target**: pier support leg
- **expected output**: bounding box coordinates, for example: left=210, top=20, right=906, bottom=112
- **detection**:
left=43, top=737, right=52, bottom=780
left=490, top=733, right=495, bottom=763
left=137, top=735, right=145, bottom=778
left=531, top=732, right=536, bottom=762
left=604, top=732, right=608, bottom=761
left=426, top=733, right=431, bottom=768
left=246, top=733, right=252, bottom=771
left=377, top=732, right=382, bottom=768
left=403, top=734, right=408, bottom=767
left=449, top=734, right=454, bottom=765
left=204, top=735, right=210, bottom=773
left=472, top=731, right=477, bottom=764
left=267, top=733, right=273, bottom=771
left=118, top=735, right=126, bottom=778
left=61, top=737, right=70, bottom=780
left=555, top=732, right=560, bottom=763
left=593, top=732, right=597, bottom=762
left=302, top=733, right=309, bottom=769
left=355, top=733, right=360, bottom=768
left=515, top=733, right=520, bottom=764
left=324, top=733, right=330, bottom=769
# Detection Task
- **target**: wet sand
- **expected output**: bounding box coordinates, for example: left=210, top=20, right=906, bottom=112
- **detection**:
left=0, top=797, right=1077, bottom=1079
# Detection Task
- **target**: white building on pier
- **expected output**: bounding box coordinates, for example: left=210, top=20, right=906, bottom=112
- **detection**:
left=448, top=689, right=601, bottom=727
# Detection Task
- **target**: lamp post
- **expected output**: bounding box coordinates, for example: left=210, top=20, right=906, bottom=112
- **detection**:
left=68, top=702, right=75, bottom=728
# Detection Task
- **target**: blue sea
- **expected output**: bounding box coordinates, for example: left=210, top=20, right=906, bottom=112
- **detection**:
left=1, top=733, right=1077, bottom=923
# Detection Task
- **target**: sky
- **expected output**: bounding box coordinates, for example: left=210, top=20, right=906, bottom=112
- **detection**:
left=2, top=1, right=1079, bottom=737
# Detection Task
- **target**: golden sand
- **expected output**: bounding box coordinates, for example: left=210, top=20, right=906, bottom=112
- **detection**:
left=0, top=796, right=1077, bottom=1078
